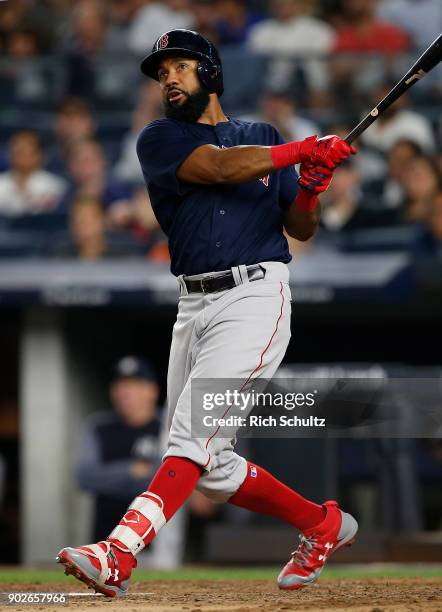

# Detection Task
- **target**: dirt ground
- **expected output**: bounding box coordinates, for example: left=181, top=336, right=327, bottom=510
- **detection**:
left=1, top=579, right=442, bottom=612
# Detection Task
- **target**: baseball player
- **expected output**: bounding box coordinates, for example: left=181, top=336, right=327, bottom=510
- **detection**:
left=57, top=30, right=358, bottom=597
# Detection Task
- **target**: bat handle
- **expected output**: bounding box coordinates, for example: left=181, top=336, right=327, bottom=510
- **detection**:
left=344, top=111, right=379, bottom=145
left=344, top=130, right=359, bottom=146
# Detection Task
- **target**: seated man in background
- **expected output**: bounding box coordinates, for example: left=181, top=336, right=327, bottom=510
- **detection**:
left=363, top=140, right=423, bottom=210
left=113, top=81, right=163, bottom=186
left=63, top=139, right=133, bottom=220
left=333, top=0, right=410, bottom=54
left=320, top=160, right=397, bottom=233
left=360, top=85, right=435, bottom=154
left=107, top=186, right=170, bottom=263
left=47, top=97, right=97, bottom=176
left=53, top=194, right=140, bottom=259
left=76, top=356, right=186, bottom=569
left=215, top=0, right=264, bottom=45
left=248, top=0, right=336, bottom=99
left=400, top=155, right=442, bottom=225
left=246, top=89, right=321, bottom=144
left=0, top=131, right=67, bottom=216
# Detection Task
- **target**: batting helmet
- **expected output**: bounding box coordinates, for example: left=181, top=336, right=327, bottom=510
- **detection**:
left=140, top=29, right=224, bottom=96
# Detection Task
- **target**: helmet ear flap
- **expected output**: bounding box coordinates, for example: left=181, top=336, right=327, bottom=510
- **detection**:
left=197, top=58, right=222, bottom=95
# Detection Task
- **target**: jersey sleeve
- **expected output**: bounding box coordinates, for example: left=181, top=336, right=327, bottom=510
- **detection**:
left=274, top=129, right=299, bottom=211
left=136, top=119, right=211, bottom=194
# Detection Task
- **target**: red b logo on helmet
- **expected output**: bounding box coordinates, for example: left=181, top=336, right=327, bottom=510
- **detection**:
left=158, top=34, right=169, bottom=49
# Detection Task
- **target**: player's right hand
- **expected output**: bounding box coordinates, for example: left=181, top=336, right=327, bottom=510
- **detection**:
left=298, top=162, right=333, bottom=194
left=300, top=135, right=356, bottom=170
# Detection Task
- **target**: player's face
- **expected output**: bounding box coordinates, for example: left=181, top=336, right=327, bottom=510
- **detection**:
left=158, top=56, right=211, bottom=123
left=158, top=57, right=201, bottom=106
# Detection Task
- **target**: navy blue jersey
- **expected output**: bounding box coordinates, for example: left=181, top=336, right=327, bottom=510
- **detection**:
left=136, top=117, right=299, bottom=276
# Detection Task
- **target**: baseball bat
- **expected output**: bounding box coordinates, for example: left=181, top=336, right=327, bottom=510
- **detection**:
left=344, top=33, right=442, bottom=145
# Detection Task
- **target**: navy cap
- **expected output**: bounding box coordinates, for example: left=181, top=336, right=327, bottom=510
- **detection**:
left=112, top=356, right=158, bottom=383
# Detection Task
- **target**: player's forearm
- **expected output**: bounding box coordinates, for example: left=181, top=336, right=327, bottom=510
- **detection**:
left=216, top=145, right=277, bottom=184
left=284, top=189, right=321, bottom=241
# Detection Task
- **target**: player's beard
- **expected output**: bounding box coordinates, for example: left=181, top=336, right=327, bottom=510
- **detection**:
left=164, top=87, right=210, bottom=123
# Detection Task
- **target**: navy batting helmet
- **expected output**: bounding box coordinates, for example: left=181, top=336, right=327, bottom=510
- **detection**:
left=140, top=29, right=224, bottom=96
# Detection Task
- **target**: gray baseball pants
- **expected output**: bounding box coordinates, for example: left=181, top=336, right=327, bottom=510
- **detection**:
left=163, top=261, right=292, bottom=502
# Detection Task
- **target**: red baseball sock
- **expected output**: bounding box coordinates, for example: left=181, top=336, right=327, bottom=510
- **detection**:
left=229, top=462, right=326, bottom=531
left=109, top=456, right=202, bottom=552
left=147, top=456, right=202, bottom=521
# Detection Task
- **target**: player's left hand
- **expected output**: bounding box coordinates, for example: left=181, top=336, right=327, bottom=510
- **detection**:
left=312, top=136, right=357, bottom=170
left=298, top=162, right=333, bottom=194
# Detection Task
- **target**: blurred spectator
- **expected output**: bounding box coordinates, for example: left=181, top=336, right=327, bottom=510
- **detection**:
left=64, top=139, right=132, bottom=215
left=251, top=89, right=321, bottom=142
left=47, top=97, right=97, bottom=175
left=108, top=0, right=146, bottom=52
left=106, top=185, right=169, bottom=262
left=334, top=0, right=410, bottom=53
left=376, top=0, right=442, bottom=97
left=215, top=0, right=265, bottom=45
left=189, top=0, right=220, bottom=43
left=6, top=27, right=42, bottom=57
left=114, top=81, right=164, bottom=185
left=247, top=0, right=336, bottom=95
left=76, top=356, right=163, bottom=541
left=63, top=1, right=111, bottom=98
left=56, top=194, right=136, bottom=259
left=128, top=0, right=193, bottom=55
left=0, top=28, right=48, bottom=105
left=363, top=140, right=423, bottom=209
left=401, top=155, right=442, bottom=224
left=64, top=1, right=109, bottom=55
left=135, top=187, right=170, bottom=262
left=330, top=1, right=411, bottom=108
left=426, top=191, right=442, bottom=253
left=377, top=0, right=442, bottom=51
left=0, top=0, right=53, bottom=54
left=320, top=160, right=397, bottom=232
left=0, top=0, right=29, bottom=47
left=0, top=131, right=67, bottom=216
left=360, top=83, right=436, bottom=153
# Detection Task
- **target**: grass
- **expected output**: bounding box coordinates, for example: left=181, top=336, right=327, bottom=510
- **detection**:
left=0, top=565, right=441, bottom=584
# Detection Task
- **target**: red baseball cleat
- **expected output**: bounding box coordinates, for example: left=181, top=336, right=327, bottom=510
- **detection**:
left=56, top=541, right=137, bottom=597
left=277, top=500, right=358, bottom=590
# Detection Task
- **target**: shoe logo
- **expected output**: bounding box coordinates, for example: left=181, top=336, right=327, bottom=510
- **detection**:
left=107, top=568, right=119, bottom=582
left=318, top=542, right=334, bottom=562
left=122, top=510, right=141, bottom=525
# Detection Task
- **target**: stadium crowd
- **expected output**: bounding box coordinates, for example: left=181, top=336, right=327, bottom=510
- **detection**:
left=0, top=0, right=440, bottom=260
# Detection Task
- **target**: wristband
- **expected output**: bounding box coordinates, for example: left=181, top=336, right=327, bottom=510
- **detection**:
left=294, top=187, right=319, bottom=212
left=270, top=141, right=302, bottom=170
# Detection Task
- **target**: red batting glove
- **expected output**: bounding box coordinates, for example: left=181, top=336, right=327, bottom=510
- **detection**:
left=271, top=135, right=356, bottom=171
left=311, top=135, right=356, bottom=169
left=298, top=162, right=333, bottom=194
